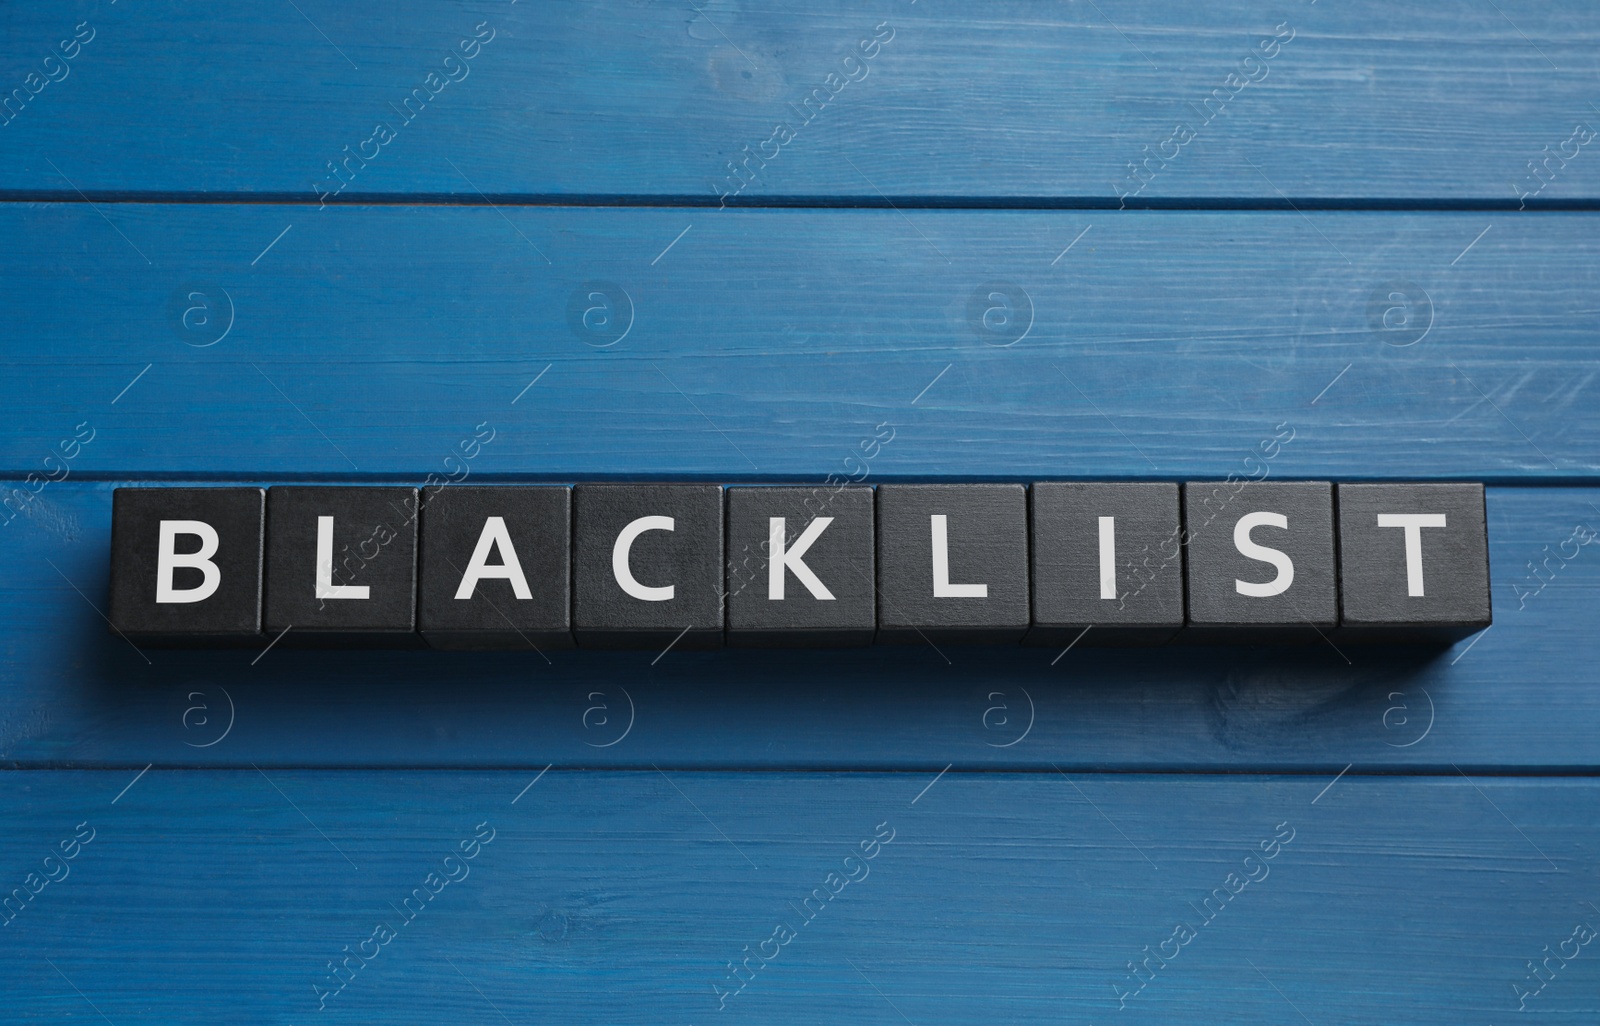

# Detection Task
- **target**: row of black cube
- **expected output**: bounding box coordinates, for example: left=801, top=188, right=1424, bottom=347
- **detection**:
left=107, top=482, right=1491, bottom=648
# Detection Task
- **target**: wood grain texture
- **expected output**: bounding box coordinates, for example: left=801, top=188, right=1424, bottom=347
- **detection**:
left=1, top=482, right=1595, bottom=770
left=4, top=3, right=1597, bottom=1019
left=2, top=2, right=1598, bottom=202
left=0, top=769, right=1595, bottom=1024
left=1, top=205, right=1596, bottom=480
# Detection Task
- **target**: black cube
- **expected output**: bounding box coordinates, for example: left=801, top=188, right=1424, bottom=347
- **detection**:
left=726, top=486, right=875, bottom=647
left=108, top=487, right=265, bottom=644
left=264, top=486, right=419, bottom=646
left=1182, top=480, right=1337, bottom=643
left=876, top=484, right=1029, bottom=644
left=1336, top=483, right=1491, bottom=643
left=418, top=486, right=573, bottom=650
left=1028, top=482, right=1184, bottom=646
left=572, top=484, right=724, bottom=649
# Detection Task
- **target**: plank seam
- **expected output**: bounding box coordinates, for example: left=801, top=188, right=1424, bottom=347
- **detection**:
left=3, top=194, right=1600, bottom=211
left=5, top=765, right=1600, bottom=776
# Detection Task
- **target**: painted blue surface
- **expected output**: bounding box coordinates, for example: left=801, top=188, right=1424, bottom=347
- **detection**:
left=0, top=770, right=1596, bottom=1024
left=0, top=206, right=1595, bottom=479
left=0, top=2, right=1597, bottom=201
left=2, top=3, right=1598, bottom=1023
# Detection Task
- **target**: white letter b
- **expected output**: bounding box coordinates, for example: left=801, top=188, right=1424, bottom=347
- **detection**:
left=156, top=520, right=221, bottom=604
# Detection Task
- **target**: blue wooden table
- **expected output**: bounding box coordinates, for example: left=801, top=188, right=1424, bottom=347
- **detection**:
left=2, top=2, right=1598, bottom=1022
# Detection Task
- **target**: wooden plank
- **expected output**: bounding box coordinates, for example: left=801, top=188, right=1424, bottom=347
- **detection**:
left=0, top=769, right=1595, bottom=1023
left=0, top=205, right=1596, bottom=480
left=2, top=2, right=1599, bottom=201
left=2, top=483, right=1596, bottom=770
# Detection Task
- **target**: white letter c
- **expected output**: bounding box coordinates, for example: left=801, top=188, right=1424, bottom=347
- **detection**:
left=613, top=515, right=675, bottom=601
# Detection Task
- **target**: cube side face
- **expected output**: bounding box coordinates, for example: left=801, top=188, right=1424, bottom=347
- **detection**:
left=1182, top=481, right=1338, bottom=636
left=875, top=484, right=1029, bottom=643
left=572, top=484, right=724, bottom=649
left=1336, top=483, right=1491, bottom=640
left=1027, top=482, right=1183, bottom=645
left=725, top=486, right=875, bottom=646
left=417, top=486, right=573, bottom=650
left=108, top=487, right=265, bottom=641
left=263, top=487, right=419, bottom=639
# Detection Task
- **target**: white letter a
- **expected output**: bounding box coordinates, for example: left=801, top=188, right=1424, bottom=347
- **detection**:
left=455, top=516, right=533, bottom=599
